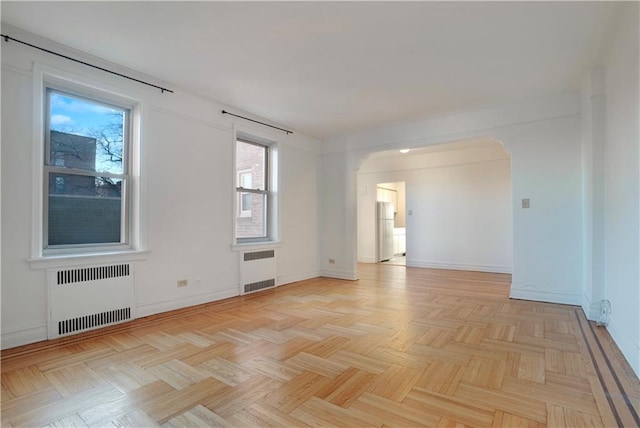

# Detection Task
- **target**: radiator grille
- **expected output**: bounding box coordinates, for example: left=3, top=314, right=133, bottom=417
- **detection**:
left=244, top=278, right=275, bottom=293
left=57, top=264, right=130, bottom=285
left=58, top=307, right=131, bottom=335
left=244, top=250, right=275, bottom=262
left=48, top=263, right=135, bottom=339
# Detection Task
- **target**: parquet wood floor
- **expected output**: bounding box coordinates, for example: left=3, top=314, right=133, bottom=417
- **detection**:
left=2, top=264, right=639, bottom=427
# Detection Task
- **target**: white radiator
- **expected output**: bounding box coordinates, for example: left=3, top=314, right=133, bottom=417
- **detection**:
left=47, top=263, right=135, bottom=339
left=240, top=250, right=277, bottom=294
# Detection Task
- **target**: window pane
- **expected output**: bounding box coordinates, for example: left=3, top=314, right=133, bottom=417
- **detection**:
left=49, top=91, right=126, bottom=174
left=236, top=141, right=265, bottom=190
left=48, top=172, right=123, bottom=245
left=241, top=193, right=252, bottom=212
left=236, top=192, right=266, bottom=239
left=240, top=171, right=252, bottom=189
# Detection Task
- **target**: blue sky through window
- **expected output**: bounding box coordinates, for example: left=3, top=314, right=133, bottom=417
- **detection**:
left=49, top=92, right=125, bottom=174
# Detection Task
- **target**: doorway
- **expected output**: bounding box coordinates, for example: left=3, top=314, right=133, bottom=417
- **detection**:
left=356, top=138, right=512, bottom=274
left=377, top=182, right=406, bottom=266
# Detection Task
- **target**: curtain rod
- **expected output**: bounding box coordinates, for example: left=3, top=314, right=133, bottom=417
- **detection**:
left=222, top=110, right=292, bottom=135
left=2, top=34, right=174, bottom=94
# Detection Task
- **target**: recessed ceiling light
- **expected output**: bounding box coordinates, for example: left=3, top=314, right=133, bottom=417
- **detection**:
left=400, top=149, right=410, bottom=154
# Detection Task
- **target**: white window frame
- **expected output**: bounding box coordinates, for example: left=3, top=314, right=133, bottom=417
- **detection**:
left=233, top=129, right=279, bottom=245
left=43, top=87, right=131, bottom=250
left=30, top=64, right=143, bottom=264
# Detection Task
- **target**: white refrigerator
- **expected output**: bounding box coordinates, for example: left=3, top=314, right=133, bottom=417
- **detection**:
left=377, top=201, right=395, bottom=262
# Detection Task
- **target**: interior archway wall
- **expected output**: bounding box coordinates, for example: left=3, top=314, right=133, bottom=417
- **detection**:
left=356, top=138, right=512, bottom=273
left=319, top=94, right=584, bottom=306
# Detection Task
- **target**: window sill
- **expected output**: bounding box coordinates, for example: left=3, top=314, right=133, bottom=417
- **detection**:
left=28, top=250, right=149, bottom=270
left=231, top=241, right=282, bottom=252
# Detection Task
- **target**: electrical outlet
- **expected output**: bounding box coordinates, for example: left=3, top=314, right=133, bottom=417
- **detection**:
left=177, top=279, right=188, bottom=287
left=328, top=259, right=335, bottom=264
left=522, top=198, right=530, bottom=209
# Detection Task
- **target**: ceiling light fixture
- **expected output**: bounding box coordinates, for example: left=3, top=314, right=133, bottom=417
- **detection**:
left=400, top=149, right=410, bottom=154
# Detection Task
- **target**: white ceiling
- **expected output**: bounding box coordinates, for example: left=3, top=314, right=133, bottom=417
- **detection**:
left=0, top=1, right=625, bottom=140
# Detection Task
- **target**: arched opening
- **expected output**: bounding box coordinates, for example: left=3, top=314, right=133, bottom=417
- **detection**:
left=356, top=137, right=513, bottom=275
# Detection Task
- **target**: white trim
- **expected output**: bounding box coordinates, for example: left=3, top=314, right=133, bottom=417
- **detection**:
left=607, top=318, right=640, bottom=378
left=278, top=271, right=320, bottom=286
left=406, top=260, right=512, bottom=274
left=320, top=269, right=359, bottom=281
left=509, top=287, right=582, bottom=306
left=28, top=250, right=149, bottom=270
left=31, top=63, right=46, bottom=261
left=357, top=256, right=378, bottom=263
left=136, top=286, right=238, bottom=318
left=1, top=324, right=47, bottom=350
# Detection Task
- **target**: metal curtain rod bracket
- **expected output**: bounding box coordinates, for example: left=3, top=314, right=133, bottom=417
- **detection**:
left=222, top=110, right=293, bottom=135
left=1, top=34, right=174, bottom=94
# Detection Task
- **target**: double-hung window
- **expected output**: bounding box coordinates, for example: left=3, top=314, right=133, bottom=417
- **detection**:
left=235, top=139, right=270, bottom=242
left=44, top=87, right=131, bottom=250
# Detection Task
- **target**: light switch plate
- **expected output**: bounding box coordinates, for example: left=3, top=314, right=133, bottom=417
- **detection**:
left=522, top=198, right=530, bottom=209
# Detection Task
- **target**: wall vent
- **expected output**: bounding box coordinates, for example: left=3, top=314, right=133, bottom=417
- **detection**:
left=244, top=250, right=275, bottom=261
left=47, top=263, right=135, bottom=339
left=240, top=249, right=277, bottom=295
left=57, top=264, right=130, bottom=285
left=59, top=307, right=131, bottom=335
left=244, top=278, right=276, bottom=293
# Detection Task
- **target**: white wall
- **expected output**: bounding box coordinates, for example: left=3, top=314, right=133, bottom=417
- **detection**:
left=322, top=94, right=584, bottom=306
left=358, top=142, right=512, bottom=273
left=601, top=3, right=639, bottom=376
left=1, top=26, right=321, bottom=348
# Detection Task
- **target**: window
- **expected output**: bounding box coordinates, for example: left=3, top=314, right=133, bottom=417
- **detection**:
left=235, top=139, right=269, bottom=241
left=237, top=169, right=252, bottom=218
left=44, top=88, right=131, bottom=249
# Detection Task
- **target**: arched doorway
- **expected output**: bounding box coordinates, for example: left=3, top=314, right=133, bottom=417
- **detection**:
left=356, top=137, right=513, bottom=274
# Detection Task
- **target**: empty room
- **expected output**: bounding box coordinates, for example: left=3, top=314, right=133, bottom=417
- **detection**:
left=1, top=2, right=638, bottom=426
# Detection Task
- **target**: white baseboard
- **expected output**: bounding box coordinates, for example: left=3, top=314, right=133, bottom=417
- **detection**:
left=136, top=286, right=239, bottom=318
left=320, top=269, right=359, bottom=281
left=357, top=256, right=377, bottom=263
left=509, top=287, right=582, bottom=306
left=1, top=324, right=47, bottom=350
left=407, top=260, right=512, bottom=274
left=278, top=271, right=320, bottom=286
left=607, top=317, right=640, bottom=378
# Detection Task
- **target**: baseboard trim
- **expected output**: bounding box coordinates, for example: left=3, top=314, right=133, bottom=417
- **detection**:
left=509, top=287, right=582, bottom=306
left=357, top=256, right=377, bottom=263
left=137, top=286, right=239, bottom=318
left=278, top=271, right=320, bottom=286
left=1, top=324, right=47, bottom=350
left=407, top=260, right=512, bottom=274
left=607, top=317, right=640, bottom=378
left=320, top=269, right=359, bottom=281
